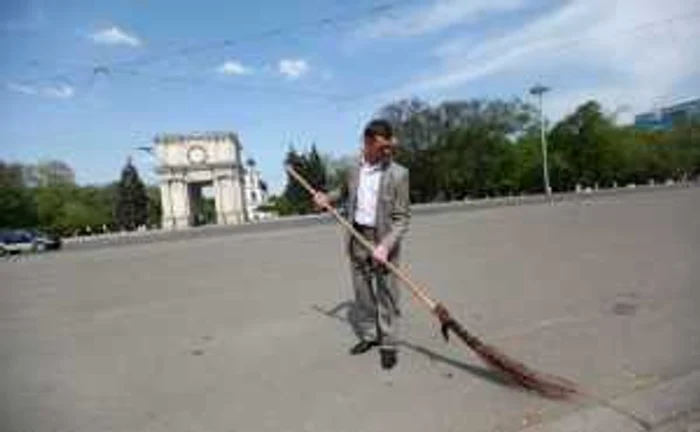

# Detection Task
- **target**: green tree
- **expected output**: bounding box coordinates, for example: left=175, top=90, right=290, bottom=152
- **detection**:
left=377, top=97, right=536, bottom=201
left=548, top=101, right=625, bottom=190
left=306, top=144, right=328, bottom=192
left=114, top=158, right=149, bottom=230
left=663, top=119, right=700, bottom=179
left=147, top=186, right=162, bottom=228
left=433, top=124, right=518, bottom=199
left=57, top=200, right=98, bottom=234
left=280, top=147, right=308, bottom=215
left=258, top=195, right=293, bottom=216
left=512, top=129, right=546, bottom=193
left=34, top=184, right=71, bottom=233
left=24, top=160, right=76, bottom=187
left=277, top=145, right=328, bottom=215
left=0, top=162, right=37, bottom=228
left=379, top=98, right=445, bottom=202
left=322, top=154, right=352, bottom=190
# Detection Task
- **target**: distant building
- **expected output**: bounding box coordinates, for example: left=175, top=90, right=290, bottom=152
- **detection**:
left=634, top=98, right=700, bottom=131
left=243, top=159, right=273, bottom=221
left=155, top=132, right=246, bottom=229
left=153, top=131, right=274, bottom=229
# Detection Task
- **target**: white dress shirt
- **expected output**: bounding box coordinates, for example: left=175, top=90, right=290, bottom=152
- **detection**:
left=354, top=162, right=383, bottom=227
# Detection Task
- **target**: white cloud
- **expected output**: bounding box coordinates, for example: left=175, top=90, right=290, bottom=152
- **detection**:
left=357, top=0, right=527, bottom=39
left=390, top=0, right=700, bottom=120
left=218, top=60, right=252, bottom=76
left=7, top=82, right=39, bottom=95
left=43, top=84, right=74, bottom=99
left=7, top=82, right=75, bottom=99
left=278, top=59, right=309, bottom=79
left=90, top=26, right=142, bottom=47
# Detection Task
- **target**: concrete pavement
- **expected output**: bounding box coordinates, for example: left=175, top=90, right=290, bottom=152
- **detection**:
left=1, top=187, right=699, bottom=432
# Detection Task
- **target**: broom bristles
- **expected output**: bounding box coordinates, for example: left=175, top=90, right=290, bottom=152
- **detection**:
left=435, top=303, right=579, bottom=399
left=472, top=341, right=579, bottom=399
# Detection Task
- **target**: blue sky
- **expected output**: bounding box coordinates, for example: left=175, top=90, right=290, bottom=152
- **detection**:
left=2, top=0, right=699, bottom=193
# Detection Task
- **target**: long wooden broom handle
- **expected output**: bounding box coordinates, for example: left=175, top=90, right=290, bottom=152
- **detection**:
left=286, top=165, right=439, bottom=313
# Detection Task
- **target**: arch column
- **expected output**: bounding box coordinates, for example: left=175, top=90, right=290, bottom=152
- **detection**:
left=170, top=178, right=190, bottom=228
left=159, top=180, right=175, bottom=229
left=213, top=167, right=247, bottom=225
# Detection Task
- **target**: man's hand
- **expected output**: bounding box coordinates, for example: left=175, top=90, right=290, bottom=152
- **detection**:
left=372, top=244, right=389, bottom=264
left=312, top=191, right=331, bottom=210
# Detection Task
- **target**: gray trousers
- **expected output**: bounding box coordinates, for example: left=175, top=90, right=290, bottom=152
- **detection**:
left=349, top=224, right=401, bottom=348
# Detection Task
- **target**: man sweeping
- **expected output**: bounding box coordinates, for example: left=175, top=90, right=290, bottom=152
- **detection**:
left=288, top=125, right=583, bottom=406
left=312, top=119, right=410, bottom=370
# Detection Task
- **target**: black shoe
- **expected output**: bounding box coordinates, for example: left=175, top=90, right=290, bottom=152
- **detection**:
left=380, top=348, right=397, bottom=370
left=349, top=339, right=378, bottom=355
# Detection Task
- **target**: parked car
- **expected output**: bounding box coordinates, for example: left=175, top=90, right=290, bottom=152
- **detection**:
left=0, top=230, right=38, bottom=255
left=0, top=229, right=62, bottom=256
left=28, top=229, right=62, bottom=251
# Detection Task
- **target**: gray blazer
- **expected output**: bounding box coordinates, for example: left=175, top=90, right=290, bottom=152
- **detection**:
left=329, top=160, right=410, bottom=254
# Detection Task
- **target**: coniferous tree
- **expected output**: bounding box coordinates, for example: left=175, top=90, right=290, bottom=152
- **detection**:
left=114, top=158, right=149, bottom=230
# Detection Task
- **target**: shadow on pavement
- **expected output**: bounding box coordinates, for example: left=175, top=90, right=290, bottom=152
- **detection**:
left=311, top=301, right=516, bottom=390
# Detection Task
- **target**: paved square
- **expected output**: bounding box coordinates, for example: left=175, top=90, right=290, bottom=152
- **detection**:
left=2, top=188, right=699, bottom=432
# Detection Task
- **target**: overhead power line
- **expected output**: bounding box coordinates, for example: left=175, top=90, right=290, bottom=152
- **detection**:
left=77, top=6, right=700, bottom=108
left=109, top=0, right=415, bottom=70
left=14, top=0, right=425, bottom=87
left=8, top=3, right=700, bottom=107
left=108, top=67, right=346, bottom=100
left=329, top=7, right=700, bottom=106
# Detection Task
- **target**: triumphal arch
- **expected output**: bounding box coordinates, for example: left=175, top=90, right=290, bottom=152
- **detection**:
left=154, top=132, right=247, bottom=229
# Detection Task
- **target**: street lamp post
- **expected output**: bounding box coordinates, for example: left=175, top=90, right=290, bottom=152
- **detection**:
left=530, top=84, right=552, bottom=201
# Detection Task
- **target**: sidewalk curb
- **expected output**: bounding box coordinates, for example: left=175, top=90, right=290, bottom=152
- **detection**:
left=62, top=183, right=699, bottom=252
left=522, top=370, right=700, bottom=431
